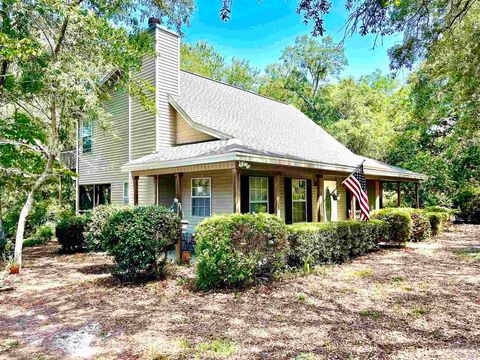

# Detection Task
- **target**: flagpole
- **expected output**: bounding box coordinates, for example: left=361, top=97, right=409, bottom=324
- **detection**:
left=318, top=159, right=366, bottom=214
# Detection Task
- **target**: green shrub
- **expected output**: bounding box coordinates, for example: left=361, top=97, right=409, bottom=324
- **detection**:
left=23, top=238, right=45, bottom=247
left=372, top=208, right=412, bottom=243
left=36, top=224, right=55, bottom=243
left=84, top=205, right=126, bottom=252
left=287, top=220, right=383, bottom=267
left=55, top=216, right=87, bottom=252
left=102, top=206, right=180, bottom=280
left=455, top=188, right=480, bottom=224
left=195, top=213, right=289, bottom=290
left=410, top=210, right=431, bottom=242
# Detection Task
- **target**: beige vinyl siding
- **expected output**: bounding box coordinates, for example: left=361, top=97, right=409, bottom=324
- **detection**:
left=336, top=180, right=348, bottom=221
left=176, top=112, right=215, bottom=145
left=138, top=176, right=155, bottom=205
left=367, top=183, right=376, bottom=211
left=156, top=28, right=179, bottom=150
left=78, top=89, right=129, bottom=205
left=181, top=170, right=233, bottom=230
left=130, top=47, right=156, bottom=160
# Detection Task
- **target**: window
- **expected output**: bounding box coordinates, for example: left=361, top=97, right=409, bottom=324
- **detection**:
left=292, top=179, right=307, bottom=223
left=191, top=178, right=211, bottom=217
left=123, top=182, right=129, bottom=205
left=79, top=184, right=111, bottom=211
left=82, top=120, right=92, bottom=153
left=249, top=177, right=269, bottom=213
left=325, top=188, right=332, bottom=222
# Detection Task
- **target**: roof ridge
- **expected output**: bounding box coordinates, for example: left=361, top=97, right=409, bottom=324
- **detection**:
left=180, top=69, right=290, bottom=106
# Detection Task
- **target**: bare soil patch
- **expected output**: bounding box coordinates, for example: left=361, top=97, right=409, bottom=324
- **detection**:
left=1, top=225, right=479, bottom=359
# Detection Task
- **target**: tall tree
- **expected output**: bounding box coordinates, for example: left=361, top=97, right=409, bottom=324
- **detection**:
left=0, top=0, right=194, bottom=268
left=259, top=35, right=347, bottom=122
left=298, top=0, right=478, bottom=69
left=180, top=41, right=260, bottom=90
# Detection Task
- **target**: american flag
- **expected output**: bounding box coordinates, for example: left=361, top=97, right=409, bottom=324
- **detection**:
left=342, top=164, right=371, bottom=221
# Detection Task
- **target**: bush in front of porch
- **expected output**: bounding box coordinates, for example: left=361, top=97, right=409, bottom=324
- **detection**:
left=287, top=220, right=384, bottom=268
left=194, top=213, right=289, bottom=290
left=102, top=206, right=181, bottom=280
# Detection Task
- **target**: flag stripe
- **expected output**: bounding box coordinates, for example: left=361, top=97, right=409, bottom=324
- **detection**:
left=342, top=163, right=370, bottom=221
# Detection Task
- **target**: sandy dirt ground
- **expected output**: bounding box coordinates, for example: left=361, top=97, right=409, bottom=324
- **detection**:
left=1, top=224, right=479, bottom=360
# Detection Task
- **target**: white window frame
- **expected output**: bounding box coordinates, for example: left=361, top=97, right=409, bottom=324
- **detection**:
left=292, top=178, right=308, bottom=223
left=249, top=176, right=269, bottom=213
left=191, top=177, right=212, bottom=217
left=81, top=119, right=93, bottom=153
left=122, top=181, right=129, bottom=205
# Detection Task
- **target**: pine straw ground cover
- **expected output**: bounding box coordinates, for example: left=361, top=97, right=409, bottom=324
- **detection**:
left=1, top=225, right=479, bottom=360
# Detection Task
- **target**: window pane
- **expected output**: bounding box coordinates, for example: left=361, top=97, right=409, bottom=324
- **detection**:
left=95, top=184, right=111, bottom=206
left=83, top=136, right=92, bottom=153
left=292, top=179, right=306, bottom=201
left=192, top=198, right=210, bottom=216
left=79, top=185, right=94, bottom=211
left=251, top=202, right=268, bottom=213
left=192, top=178, right=210, bottom=196
left=293, top=202, right=306, bottom=223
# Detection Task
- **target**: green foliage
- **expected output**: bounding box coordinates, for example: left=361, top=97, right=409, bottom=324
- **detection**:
left=194, top=213, right=289, bottom=290
left=55, top=216, right=87, bottom=252
left=409, top=210, right=431, bottom=242
left=23, top=238, right=45, bottom=248
left=423, top=207, right=453, bottom=236
left=455, top=188, right=480, bottom=224
left=102, top=206, right=180, bottom=280
left=287, top=220, right=383, bottom=267
left=84, top=205, right=126, bottom=252
left=36, top=224, right=54, bottom=242
left=372, top=208, right=412, bottom=244
left=181, top=41, right=260, bottom=91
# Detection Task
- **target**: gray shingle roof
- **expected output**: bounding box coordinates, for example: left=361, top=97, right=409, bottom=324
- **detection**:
left=126, top=70, right=425, bottom=180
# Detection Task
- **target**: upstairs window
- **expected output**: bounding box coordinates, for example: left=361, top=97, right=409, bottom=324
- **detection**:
left=191, top=178, right=211, bottom=217
left=249, top=177, right=269, bottom=213
left=82, top=120, right=92, bottom=153
left=292, top=179, right=307, bottom=223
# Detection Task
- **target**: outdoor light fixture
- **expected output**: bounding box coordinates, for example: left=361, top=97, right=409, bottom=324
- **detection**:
left=239, top=161, right=250, bottom=169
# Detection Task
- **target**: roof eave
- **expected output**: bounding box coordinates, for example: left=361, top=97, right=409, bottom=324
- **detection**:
left=121, top=152, right=427, bottom=181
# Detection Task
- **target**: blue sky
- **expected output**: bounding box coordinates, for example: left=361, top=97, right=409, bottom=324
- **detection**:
left=181, top=0, right=405, bottom=79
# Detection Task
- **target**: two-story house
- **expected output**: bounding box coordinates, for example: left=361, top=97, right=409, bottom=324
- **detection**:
left=77, top=21, right=426, bottom=234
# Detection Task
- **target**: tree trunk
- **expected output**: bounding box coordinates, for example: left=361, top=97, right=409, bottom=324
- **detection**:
left=14, top=155, right=54, bottom=267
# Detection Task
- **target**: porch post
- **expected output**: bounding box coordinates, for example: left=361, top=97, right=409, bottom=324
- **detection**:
left=133, top=175, right=139, bottom=206
left=397, top=181, right=401, bottom=207
left=415, top=182, right=420, bottom=209
left=232, top=166, right=241, bottom=213
left=374, top=180, right=380, bottom=211
left=174, top=173, right=182, bottom=262
left=379, top=181, right=383, bottom=209
left=274, top=172, right=281, bottom=217
left=154, top=175, right=158, bottom=205
left=350, top=197, right=356, bottom=220
left=316, top=174, right=324, bottom=222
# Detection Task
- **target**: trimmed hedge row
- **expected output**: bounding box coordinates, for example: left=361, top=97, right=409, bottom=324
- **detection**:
left=195, top=213, right=289, bottom=290
left=287, top=220, right=383, bottom=267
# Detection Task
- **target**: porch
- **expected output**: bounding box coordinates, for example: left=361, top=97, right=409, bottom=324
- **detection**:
left=130, top=160, right=420, bottom=228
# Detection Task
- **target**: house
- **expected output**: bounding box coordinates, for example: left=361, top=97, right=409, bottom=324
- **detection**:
left=76, top=22, right=426, bottom=237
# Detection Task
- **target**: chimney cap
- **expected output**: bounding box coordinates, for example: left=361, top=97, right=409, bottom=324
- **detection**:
left=148, top=17, right=161, bottom=26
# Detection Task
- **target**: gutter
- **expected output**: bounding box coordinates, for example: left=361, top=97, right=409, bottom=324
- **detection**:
left=121, top=151, right=427, bottom=181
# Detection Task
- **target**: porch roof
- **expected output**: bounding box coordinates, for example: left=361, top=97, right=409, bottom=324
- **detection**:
left=122, top=71, right=426, bottom=181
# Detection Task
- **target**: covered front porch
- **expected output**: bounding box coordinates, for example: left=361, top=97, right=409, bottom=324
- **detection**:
left=129, top=160, right=421, bottom=229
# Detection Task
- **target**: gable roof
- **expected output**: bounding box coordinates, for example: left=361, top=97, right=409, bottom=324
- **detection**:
left=124, top=70, right=425, bottom=180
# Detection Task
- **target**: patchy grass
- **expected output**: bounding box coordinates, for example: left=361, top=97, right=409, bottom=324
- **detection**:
left=0, top=225, right=479, bottom=359
left=453, top=247, right=480, bottom=262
